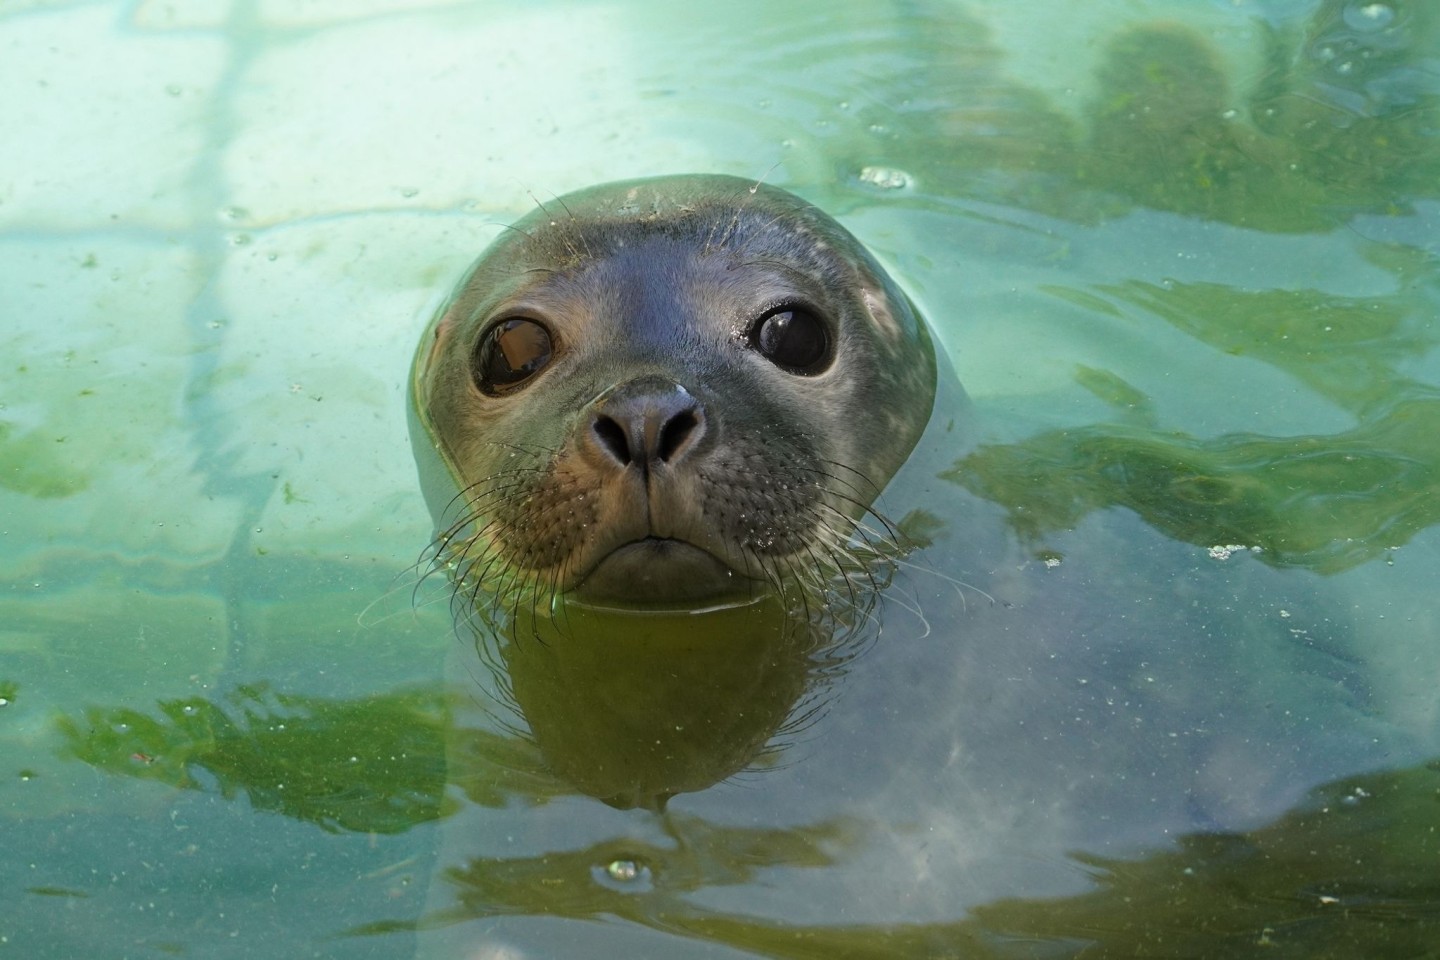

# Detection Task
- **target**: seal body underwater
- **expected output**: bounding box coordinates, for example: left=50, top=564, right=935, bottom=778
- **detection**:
left=410, top=174, right=938, bottom=608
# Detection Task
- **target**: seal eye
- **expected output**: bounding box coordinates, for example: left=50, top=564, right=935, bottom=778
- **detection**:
left=749, top=306, right=831, bottom=374
left=475, top=318, right=553, bottom=394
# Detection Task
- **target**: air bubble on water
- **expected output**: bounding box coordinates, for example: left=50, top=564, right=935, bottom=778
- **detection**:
left=221, top=206, right=248, bottom=222
left=1221, top=108, right=1238, bottom=120
left=399, top=187, right=419, bottom=198
left=858, top=166, right=913, bottom=190
left=593, top=857, right=653, bottom=892
left=1344, top=2, right=1394, bottom=30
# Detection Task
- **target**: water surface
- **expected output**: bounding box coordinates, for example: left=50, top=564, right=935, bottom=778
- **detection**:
left=2, top=0, right=1438, bottom=957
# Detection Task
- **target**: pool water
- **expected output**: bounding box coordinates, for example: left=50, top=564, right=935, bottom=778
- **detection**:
left=2, top=0, right=1437, bottom=957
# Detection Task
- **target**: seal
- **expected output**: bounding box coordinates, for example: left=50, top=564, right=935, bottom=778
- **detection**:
left=410, top=174, right=937, bottom=609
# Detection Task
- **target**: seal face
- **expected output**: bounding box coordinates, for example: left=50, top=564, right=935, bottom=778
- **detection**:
left=411, top=174, right=937, bottom=609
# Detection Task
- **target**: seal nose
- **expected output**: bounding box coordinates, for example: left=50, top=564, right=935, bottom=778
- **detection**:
left=590, top=378, right=705, bottom=471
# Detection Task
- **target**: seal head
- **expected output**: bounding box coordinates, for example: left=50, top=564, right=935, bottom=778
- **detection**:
left=411, top=174, right=936, bottom=609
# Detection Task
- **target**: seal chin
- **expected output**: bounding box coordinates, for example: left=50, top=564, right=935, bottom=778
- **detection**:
left=572, top=538, right=753, bottom=608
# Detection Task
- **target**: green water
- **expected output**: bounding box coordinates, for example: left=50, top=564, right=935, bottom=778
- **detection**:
left=2, top=0, right=1438, bottom=957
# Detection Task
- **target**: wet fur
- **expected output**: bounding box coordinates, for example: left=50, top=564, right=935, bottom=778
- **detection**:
left=411, top=175, right=937, bottom=615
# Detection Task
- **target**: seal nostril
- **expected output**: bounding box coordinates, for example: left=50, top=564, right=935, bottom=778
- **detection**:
left=589, top=379, right=708, bottom=471
left=593, top=415, right=632, bottom=466
left=657, top=409, right=699, bottom=463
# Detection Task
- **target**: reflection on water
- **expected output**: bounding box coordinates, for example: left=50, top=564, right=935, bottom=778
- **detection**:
left=487, top=597, right=835, bottom=811
left=61, top=683, right=452, bottom=834
left=60, top=683, right=1440, bottom=956
left=3, top=0, right=1439, bottom=957
left=952, top=265, right=1440, bottom=573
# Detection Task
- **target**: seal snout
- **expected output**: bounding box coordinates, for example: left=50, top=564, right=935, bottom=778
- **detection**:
left=588, top=378, right=706, bottom=474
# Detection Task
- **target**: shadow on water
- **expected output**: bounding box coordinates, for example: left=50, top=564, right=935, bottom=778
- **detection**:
left=59, top=689, right=1440, bottom=957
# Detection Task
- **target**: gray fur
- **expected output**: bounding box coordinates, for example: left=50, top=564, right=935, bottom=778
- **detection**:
left=410, top=175, right=936, bottom=606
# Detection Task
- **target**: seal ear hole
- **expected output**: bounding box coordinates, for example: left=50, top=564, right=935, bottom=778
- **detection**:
left=474, top=317, right=553, bottom=395
left=748, top=305, right=832, bottom=375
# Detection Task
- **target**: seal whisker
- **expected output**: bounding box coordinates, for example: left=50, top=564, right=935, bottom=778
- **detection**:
left=803, top=540, right=859, bottom=613
left=491, top=220, right=537, bottom=243
left=548, top=192, right=593, bottom=261
left=810, top=499, right=900, bottom=561
left=890, top=555, right=996, bottom=611
left=525, top=190, right=586, bottom=264
left=809, top=522, right=887, bottom=599
left=712, top=164, right=782, bottom=253
left=812, top=457, right=885, bottom=497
